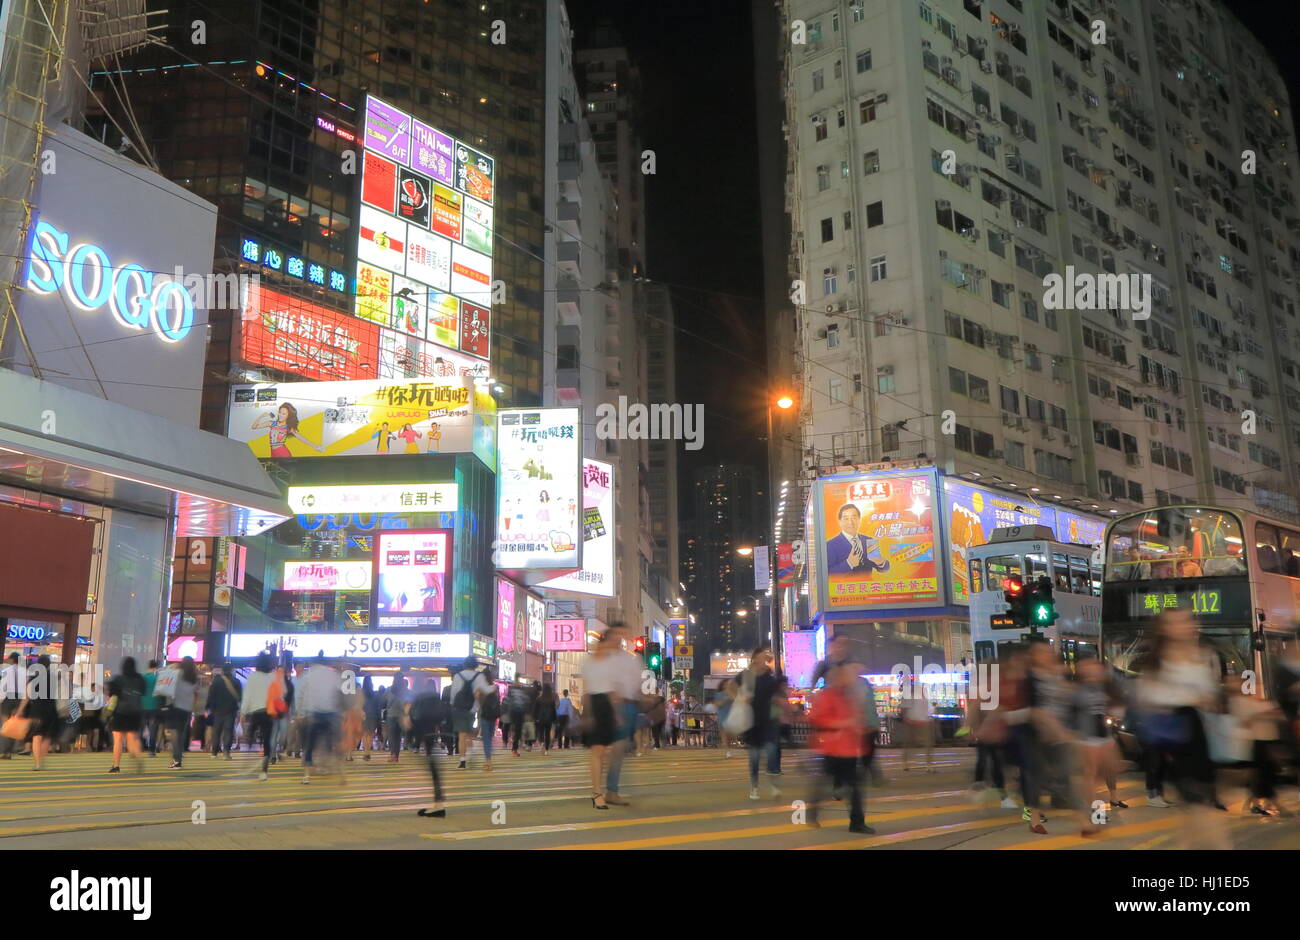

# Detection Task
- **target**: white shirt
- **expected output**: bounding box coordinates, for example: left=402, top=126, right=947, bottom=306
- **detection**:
left=1138, top=656, right=1217, bottom=709
left=298, top=664, right=342, bottom=714
left=612, top=650, right=644, bottom=701
left=582, top=654, right=620, bottom=696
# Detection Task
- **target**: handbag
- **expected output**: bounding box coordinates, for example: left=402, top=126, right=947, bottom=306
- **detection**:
left=1137, top=710, right=1191, bottom=750
left=267, top=669, right=289, bottom=717
left=1, top=713, right=31, bottom=740
left=101, top=695, right=119, bottom=724
left=723, top=673, right=755, bottom=736
left=1203, top=711, right=1250, bottom=765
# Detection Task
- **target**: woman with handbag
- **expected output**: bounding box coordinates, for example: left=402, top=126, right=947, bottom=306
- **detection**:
left=107, top=657, right=147, bottom=774
left=1, top=664, right=35, bottom=768
left=1070, top=655, right=1128, bottom=834
left=167, top=658, right=199, bottom=769
left=734, top=646, right=781, bottom=801
left=1137, top=610, right=1228, bottom=848
left=241, top=652, right=280, bottom=780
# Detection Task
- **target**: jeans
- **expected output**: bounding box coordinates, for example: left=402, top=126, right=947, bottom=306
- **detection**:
left=509, top=710, right=526, bottom=752
left=480, top=721, right=494, bottom=761
left=810, top=756, right=866, bottom=828
left=555, top=714, right=570, bottom=748
left=170, top=708, right=191, bottom=764
left=748, top=735, right=780, bottom=788
left=974, top=743, right=1006, bottom=789
left=606, top=701, right=639, bottom=794
left=304, top=712, right=338, bottom=766
left=387, top=717, right=404, bottom=757
left=652, top=722, right=664, bottom=748
left=247, top=710, right=273, bottom=772
left=536, top=719, right=553, bottom=751
left=270, top=716, right=288, bottom=761
left=143, top=711, right=162, bottom=755
left=210, top=711, right=236, bottom=755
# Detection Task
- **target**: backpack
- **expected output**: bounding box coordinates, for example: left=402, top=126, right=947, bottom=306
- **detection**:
left=410, top=692, right=448, bottom=735
left=480, top=688, right=501, bottom=721
left=452, top=671, right=479, bottom=711
left=116, top=677, right=143, bottom=716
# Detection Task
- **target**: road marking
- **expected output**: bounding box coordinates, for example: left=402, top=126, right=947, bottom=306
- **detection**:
left=798, top=815, right=1015, bottom=849
left=1000, top=815, right=1178, bottom=849
left=422, top=805, right=796, bottom=840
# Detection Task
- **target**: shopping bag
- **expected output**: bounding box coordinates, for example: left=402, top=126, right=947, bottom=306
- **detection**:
left=1, top=715, right=31, bottom=740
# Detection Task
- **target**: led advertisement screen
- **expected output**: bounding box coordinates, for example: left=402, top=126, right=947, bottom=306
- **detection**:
left=493, top=407, right=582, bottom=570
left=816, top=471, right=941, bottom=610
left=227, top=376, right=476, bottom=457
left=537, top=459, right=615, bottom=597
left=372, top=528, right=452, bottom=629
left=240, top=284, right=378, bottom=382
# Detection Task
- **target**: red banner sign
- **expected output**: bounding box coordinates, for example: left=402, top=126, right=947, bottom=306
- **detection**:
left=241, top=286, right=379, bottom=381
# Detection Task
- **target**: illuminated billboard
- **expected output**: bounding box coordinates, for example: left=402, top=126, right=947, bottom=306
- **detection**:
left=226, top=631, right=486, bottom=661
left=283, top=560, right=373, bottom=592
left=943, top=478, right=1107, bottom=604
left=227, top=376, right=476, bottom=458
left=545, top=619, right=588, bottom=652
left=493, top=407, right=582, bottom=570
left=372, top=528, right=452, bottom=629
left=496, top=577, right=517, bottom=653
left=357, top=95, right=493, bottom=364
left=286, top=483, right=458, bottom=515
left=526, top=593, right=545, bottom=654
left=814, top=470, right=941, bottom=610
left=538, top=459, right=615, bottom=597
left=783, top=631, right=818, bottom=689
left=240, top=284, right=378, bottom=382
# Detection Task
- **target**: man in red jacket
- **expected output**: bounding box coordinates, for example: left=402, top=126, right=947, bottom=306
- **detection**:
left=808, top=662, right=873, bottom=834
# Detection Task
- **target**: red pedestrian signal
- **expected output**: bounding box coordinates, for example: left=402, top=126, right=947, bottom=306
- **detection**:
left=633, top=636, right=646, bottom=653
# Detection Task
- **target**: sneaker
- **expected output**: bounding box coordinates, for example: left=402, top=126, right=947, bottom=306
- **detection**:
left=107, top=766, right=121, bottom=774
left=457, top=760, right=467, bottom=770
left=1021, top=807, right=1032, bottom=822
left=748, top=787, right=760, bottom=800
left=169, top=761, right=182, bottom=769
left=724, top=750, right=732, bottom=758
left=258, top=772, right=268, bottom=781
left=1109, top=800, right=1130, bottom=810
left=1147, top=796, right=1172, bottom=808
left=1001, top=797, right=1019, bottom=810
left=302, top=776, right=311, bottom=784
left=483, top=762, right=493, bottom=773
left=847, top=823, right=876, bottom=835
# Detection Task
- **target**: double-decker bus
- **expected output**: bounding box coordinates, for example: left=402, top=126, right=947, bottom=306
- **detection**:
left=968, top=525, right=1103, bottom=665
left=1100, top=504, right=1300, bottom=693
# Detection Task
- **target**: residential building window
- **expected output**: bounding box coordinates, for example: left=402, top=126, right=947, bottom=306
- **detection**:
left=863, top=149, right=880, bottom=174
left=866, top=201, right=884, bottom=227
left=823, top=267, right=837, bottom=295
left=869, top=255, right=887, bottom=281
left=856, top=50, right=872, bottom=73
left=1005, top=440, right=1026, bottom=468
left=992, top=281, right=1012, bottom=307
left=1000, top=386, right=1020, bottom=414
left=829, top=377, right=845, bottom=403
left=813, top=69, right=824, bottom=93
left=1023, top=297, right=1039, bottom=322
left=968, top=375, right=990, bottom=402
left=821, top=218, right=834, bottom=242
left=844, top=210, right=853, bottom=231
left=949, top=367, right=968, bottom=394
left=827, top=324, right=840, bottom=349
left=877, top=371, right=896, bottom=393
left=860, top=98, right=878, bottom=123
left=815, top=119, right=828, bottom=142
left=881, top=424, right=899, bottom=451
left=834, top=60, right=843, bottom=80
left=817, top=165, right=830, bottom=192
left=847, top=263, right=857, bottom=283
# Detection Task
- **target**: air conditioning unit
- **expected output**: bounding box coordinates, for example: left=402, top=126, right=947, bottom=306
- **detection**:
left=977, top=104, right=992, bottom=118
left=876, top=93, right=888, bottom=104
left=878, top=365, right=894, bottom=375
left=1126, top=453, right=1144, bottom=468
left=980, top=61, right=994, bottom=73
left=816, top=328, right=828, bottom=339
left=975, top=268, right=988, bottom=278
left=1064, top=433, right=1078, bottom=447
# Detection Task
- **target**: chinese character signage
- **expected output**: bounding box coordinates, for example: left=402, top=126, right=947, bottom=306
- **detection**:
left=227, top=631, right=473, bottom=660
left=710, top=652, right=752, bottom=675
left=525, top=593, right=545, bottom=653
left=538, top=459, right=615, bottom=597
left=944, top=478, right=1107, bottom=604
left=494, top=408, right=583, bottom=570
left=227, top=377, right=476, bottom=458
left=495, top=577, right=517, bottom=653
left=777, top=543, right=796, bottom=589
left=286, top=483, right=459, bottom=515
left=372, top=529, right=452, bottom=629
left=357, top=94, right=494, bottom=363
left=283, top=560, right=373, bottom=592
left=815, top=470, right=941, bottom=610
left=240, top=285, right=378, bottom=382
left=754, top=545, right=769, bottom=591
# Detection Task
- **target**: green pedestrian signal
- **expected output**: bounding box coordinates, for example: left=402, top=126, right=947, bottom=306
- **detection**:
left=1031, top=601, right=1055, bottom=624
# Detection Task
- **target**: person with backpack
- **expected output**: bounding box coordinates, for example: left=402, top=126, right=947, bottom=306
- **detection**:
left=207, top=664, right=242, bottom=760
left=386, top=672, right=413, bottom=763
left=450, top=658, right=491, bottom=769
left=477, top=674, right=500, bottom=771
left=240, top=652, right=279, bottom=780
left=107, top=657, right=147, bottom=774
left=535, top=684, right=558, bottom=755
left=506, top=680, right=532, bottom=756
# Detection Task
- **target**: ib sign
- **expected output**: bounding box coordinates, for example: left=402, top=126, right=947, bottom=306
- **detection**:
left=545, top=618, right=588, bottom=652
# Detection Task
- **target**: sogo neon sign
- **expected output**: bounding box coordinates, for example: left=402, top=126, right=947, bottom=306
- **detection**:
left=26, top=220, right=195, bottom=343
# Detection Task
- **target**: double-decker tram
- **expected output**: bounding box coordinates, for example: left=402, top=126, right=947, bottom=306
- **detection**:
left=968, top=525, right=1103, bottom=665
left=1100, top=504, right=1300, bottom=692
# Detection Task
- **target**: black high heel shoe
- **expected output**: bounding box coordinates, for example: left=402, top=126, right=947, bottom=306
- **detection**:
left=591, top=794, right=609, bottom=810
left=417, top=807, right=447, bottom=818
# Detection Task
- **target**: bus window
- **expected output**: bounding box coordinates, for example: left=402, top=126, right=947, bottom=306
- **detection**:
left=1256, top=523, right=1280, bottom=574
left=1025, top=553, right=1049, bottom=582
left=1108, top=507, right=1243, bottom=580
left=1069, top=556, right=1090, bottom=595
left=971, top=559, right=983, bottom=594
left=1052, top=553, right=1071, bottom=592
left=1089, top=566, right=1102, bottom=596
left=1279, top=528, right=1300, bottom=578
left=984, top=554, right=1022, bottom=587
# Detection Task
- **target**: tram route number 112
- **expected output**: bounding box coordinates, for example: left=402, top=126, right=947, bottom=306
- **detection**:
left=1190, top=590, right=1221, bottom=615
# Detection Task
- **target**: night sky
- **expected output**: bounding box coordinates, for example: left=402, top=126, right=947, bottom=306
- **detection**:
left=565, top=0, right=1300, bottom=520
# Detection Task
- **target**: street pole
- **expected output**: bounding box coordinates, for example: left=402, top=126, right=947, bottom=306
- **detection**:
left=766, top=405, right=781, bottom=673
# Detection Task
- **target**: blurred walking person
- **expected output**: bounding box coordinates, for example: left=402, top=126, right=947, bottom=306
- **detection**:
left=1135, top=610, right=1225, bottom=848
left=386, top=671, right=413, bottom=763
left=901, top=676, right=935, bottom=772
left=0, top=653, right=22, bottom=760
left=738, top=646, right=782, bottom=800
left=648, top=694, right=667, bottom=749
left=299, top=654, right=343, bottom=784
left=807, top=662, right=874, bottom=833
left=23, top=656, right=62, bottom=770
left=341, top=674, right=364, bottom=760
left=207, top=664, right=242, bottom=759
left=1071, top=655, right=1127, bottom=835
left=106, top=657, right=146, bottom=774
left=410, top=678, right=450, bottom=818
left=141, top=660, right=162, bottom=757
left=1224, top=677, right=1285, bottom=816
left=506, top=680, right=531, bottom=756
left=556, top=689, right=575, bottom=749
left=1022, top=639, right=1076, bottom=833
left=535, top=683, right=558, bottom=755
left=166, top=658, right=198, bottom=768
left=361, top=676, right=382, bottom=760
left=240, top=652, right=279, bottom=780
left=604, top=626, right=645, bottom=805
left=476, top=673, right=500, bottom=771
left=582, top=628, right=622, bottom=809
left=450, top=657, right=489, bottom=769
left=666, top=696, right=680, bottom=747
left=967, top=659, right=1016, bottom=809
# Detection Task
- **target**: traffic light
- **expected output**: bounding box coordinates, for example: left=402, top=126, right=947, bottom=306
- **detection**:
left=1002, top=576, right=1025, bottom=626
left=1027, top=575, right=1058, bottom=627
left=661, top=656, right=673, bottom=680
left=633, top=636, right=646, bottom=654
left=647, top=642, right=662, bottom=673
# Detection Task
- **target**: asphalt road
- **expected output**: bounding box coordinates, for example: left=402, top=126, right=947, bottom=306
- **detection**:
left=0, top=744, right=1295, bottom=849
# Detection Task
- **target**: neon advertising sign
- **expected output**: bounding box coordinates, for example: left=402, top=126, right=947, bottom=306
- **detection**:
left=26, top=219, right=195, bottom=343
